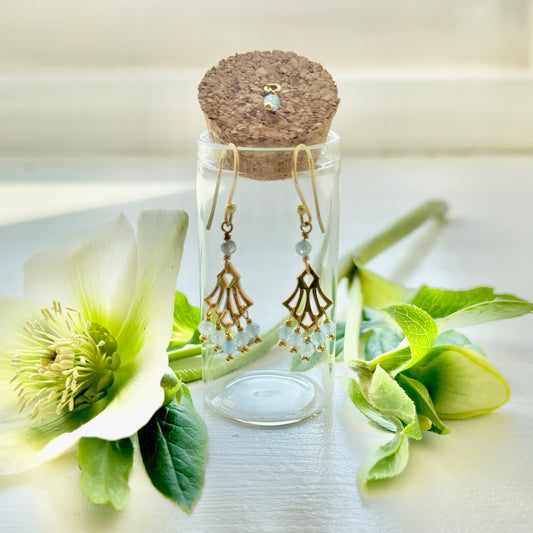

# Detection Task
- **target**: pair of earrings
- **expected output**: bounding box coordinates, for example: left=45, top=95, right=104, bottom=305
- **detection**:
left=198, top=144, right=335, bottom=363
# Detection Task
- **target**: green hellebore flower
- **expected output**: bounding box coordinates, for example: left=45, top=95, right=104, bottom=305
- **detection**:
left=0, top=210, right=188, bottom=473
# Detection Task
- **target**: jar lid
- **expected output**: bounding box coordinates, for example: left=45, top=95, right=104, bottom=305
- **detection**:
left=198, top=50, right=340, bottom=180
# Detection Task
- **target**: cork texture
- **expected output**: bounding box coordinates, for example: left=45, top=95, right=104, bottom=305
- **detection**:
left=198, top=50, right=339, bottom=180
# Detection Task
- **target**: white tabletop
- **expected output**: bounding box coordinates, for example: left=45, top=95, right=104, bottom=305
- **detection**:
left=0, top=156, right=532, bottom=533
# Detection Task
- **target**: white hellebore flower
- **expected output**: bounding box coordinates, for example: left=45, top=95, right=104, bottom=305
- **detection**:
left=0, top=209, right=188, bottom=473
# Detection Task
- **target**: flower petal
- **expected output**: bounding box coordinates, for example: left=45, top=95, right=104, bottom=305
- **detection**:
left=116, top=210, right=189, bottom=354
left=0, top=297, right=44, bottom=380
left=23, top=214, right=137, bottom=337
left=33, top=341, right=166, bottom=466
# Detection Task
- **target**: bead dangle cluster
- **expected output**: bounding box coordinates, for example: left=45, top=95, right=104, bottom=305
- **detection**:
left=263, top=83, right=281, bottom=112
left=276, top=204, right=334, bottom=361
left=200, top=144, right=261, bottom=362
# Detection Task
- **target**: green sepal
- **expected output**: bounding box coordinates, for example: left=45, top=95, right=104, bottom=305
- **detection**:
left=404, top=344, right=510, bottom=419
left=338, top=376, right=396, bottom=433
left=396, top=373, right=449, bottom=434
left=367, top=366, right=422, bottom=440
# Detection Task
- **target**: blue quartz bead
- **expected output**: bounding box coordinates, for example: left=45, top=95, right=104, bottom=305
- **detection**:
left=210, top=329, right=226, bottom=345
left=221, top=239, right=237, bottom=256
left=287, top=331, right=304, bottom=347
left=263, top=93, right=280, bottom=112
left=276, top=324, right=292, bottom=341
left=222, top=339, right=237, bottom=355
left=295, top=239, right=312, bottom=256
left=234, top=330, right=250, bottom=348
left=299, top=342, right=315, bottom=358
left=311, top=331, right=326, bottom=347
left=198, top=320, right=214, bottom=336
left=245, top=322, right=261, bottom=338
left=321, top=321, right=335, bottom=336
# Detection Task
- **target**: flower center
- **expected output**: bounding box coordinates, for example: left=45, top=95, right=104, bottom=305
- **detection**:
left=10, top=301, right=120, bottom=422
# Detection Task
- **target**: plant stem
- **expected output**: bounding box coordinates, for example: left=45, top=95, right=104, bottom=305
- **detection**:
left=167, top=345, right=202, bottom=362
left=171, top=357, right=203, bottom=382
left=338, top=200, right=448, bottom=281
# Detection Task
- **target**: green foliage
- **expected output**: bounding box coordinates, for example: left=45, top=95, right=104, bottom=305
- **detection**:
left=78, top=437, right=134, bottom=510
left=338, top=377, right=396, bottom=432
left=138, top=385, right=208, bottom=513
left=341, top=260, right=531, bottom=487
left=168, top=292, right=201, bottom=350
left=357, top=433, right=409, bottom=487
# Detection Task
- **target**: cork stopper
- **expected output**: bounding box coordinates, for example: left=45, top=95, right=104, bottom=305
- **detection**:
left=198, top=50, right=339, bottom=180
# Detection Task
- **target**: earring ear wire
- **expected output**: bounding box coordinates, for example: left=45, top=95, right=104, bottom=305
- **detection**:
left=206, top=143, right=240, bottom=231
left=291, top=144, right=325, bottom=233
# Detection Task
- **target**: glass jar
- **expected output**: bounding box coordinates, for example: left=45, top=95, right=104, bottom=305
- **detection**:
left=197, top=131, right=340, bottom=426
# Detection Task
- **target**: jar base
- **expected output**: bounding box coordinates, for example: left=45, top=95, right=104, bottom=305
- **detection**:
left=207, top=370, right=326, bottom=426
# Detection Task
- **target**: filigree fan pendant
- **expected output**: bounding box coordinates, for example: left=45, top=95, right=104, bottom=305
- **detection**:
left=277, top=262, right=335, bottom=362
left=198, top=238, right=261, bottom=362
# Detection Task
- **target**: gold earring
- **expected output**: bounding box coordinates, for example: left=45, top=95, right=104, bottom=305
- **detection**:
left=198, top=144, right=261, bottom=362
left=276, top=145, right=334, bottom=362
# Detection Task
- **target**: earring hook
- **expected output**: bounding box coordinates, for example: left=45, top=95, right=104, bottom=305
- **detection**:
left=291, top=144, right=325, bottom=233
left=206, top=143, right=240, bottom=230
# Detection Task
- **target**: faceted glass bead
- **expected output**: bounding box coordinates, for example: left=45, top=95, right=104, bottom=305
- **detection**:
left=299, top=342, right=315, bottom=358
left=234, top=330, right=250, bottom=348
left=198, top=320, right=214, bottom=336
left=287, top=331, right=303, bottom=347
left=210, top=329, right=226, bottom=345
left=321, top=321, right=335, bottom=336
left=276, top=324, right=292, bottom=341
left=222, top=339, right=237, bottom=355
left=295, top=239, right=312, bottom=257
left=263, top=93, right=280, bottom=112
left=311, top=331, right=326, bottom=347
left=245, top=322, right=260, bottom=337
left=220, top=239, right=237, bottom=256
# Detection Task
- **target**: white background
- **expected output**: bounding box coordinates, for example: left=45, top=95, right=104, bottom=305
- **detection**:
left=1, top=0, right=533, bottom=156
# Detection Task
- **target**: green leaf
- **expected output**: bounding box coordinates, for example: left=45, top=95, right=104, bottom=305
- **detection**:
left=78, top=437, right=134, bottom=510
left=434, top=330, right=471, bottom=347
left=357, top=432, right=410, bottom=487
left=358, top=266, right=414, bottom=308
left=369, top=346, right=412, bottom=375
left=338, top=377, right=396, bottom=432
left=138, top=385, right=208, bottom=512
left=368, top=366, right=421, bottom=440
left=409, top=285, right=533, bottom=331
left=396, top=374, right=449, bottom=434
left=291, top=350, right=324, bottom=372
left=434, top=330, right=487, bottom=357
left=438, top=298, right=533, bottom=332
left=410, top=285, right=500, bottom=318
left=383, top=304, right=438, bottom=363
left=365, top=325, right=404, bottom=360
left=168, top=292, right=201, bottom=350
left=360, top=307, right=388, bottom=335
left=404, top=345, right=510, bottom=419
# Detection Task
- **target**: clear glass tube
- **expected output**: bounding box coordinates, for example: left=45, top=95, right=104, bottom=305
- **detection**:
left=197, top=131, right=340, bottom=426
